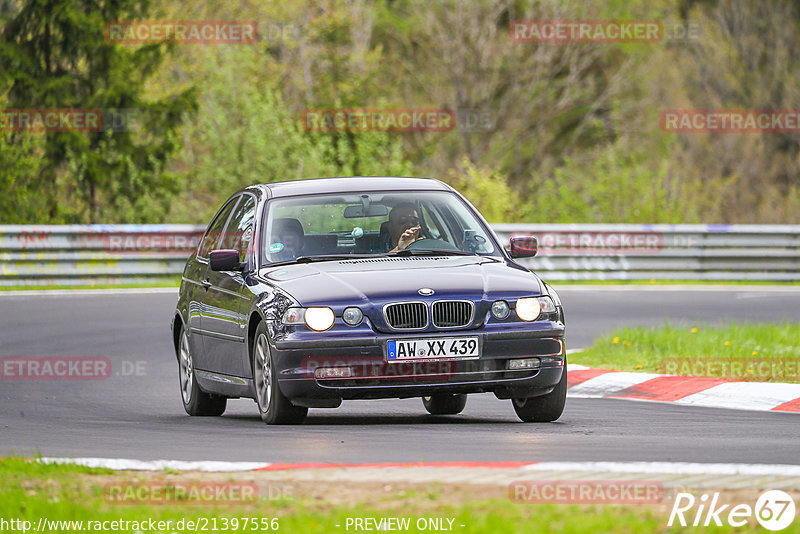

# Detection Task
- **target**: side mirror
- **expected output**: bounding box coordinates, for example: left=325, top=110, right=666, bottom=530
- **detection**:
left=209, top=249, right=244, bottom=271
left=510, top=236, right=538, bottom=258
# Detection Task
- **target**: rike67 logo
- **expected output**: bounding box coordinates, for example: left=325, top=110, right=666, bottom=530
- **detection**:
left=669, top=490, right=796, bottom=531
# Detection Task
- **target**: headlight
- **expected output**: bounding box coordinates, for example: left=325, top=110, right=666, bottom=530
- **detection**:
left=282, top=307, right=335, bottom=331
left=515, top=296, right=556, bottom=321
left=491, top=300, right=510, bottom=319
left=304, top=307, right=335, bottom=331
left=342, top=307, right=363, bottom=326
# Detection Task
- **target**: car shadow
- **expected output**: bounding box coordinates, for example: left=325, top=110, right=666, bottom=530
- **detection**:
left=220, top=413, right=523, bottom=425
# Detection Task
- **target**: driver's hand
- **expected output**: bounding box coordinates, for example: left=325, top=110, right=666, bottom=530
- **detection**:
left=397, top=226, right=421, bottom=250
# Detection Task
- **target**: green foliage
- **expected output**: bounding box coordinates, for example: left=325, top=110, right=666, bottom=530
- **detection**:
left=2, top=0, right=800, bottom=224
left=524, top=138, right=703, bottom=223
left=170, top=46, right=413, bottom=223
left=446, top=157, right=518, bottom=223
left=0, top=0, right=195, bottom=223
left=0, top=129, right=44, bottom=223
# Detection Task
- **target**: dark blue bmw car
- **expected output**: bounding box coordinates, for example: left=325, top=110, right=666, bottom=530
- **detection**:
left=171, top=177, right=566, bottom=424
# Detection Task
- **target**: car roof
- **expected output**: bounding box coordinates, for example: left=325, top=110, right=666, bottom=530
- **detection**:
left=245, top=176, right=453, bottom=199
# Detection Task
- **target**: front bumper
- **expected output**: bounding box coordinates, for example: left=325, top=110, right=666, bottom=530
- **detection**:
left=273, top=323, right=566, bottom=402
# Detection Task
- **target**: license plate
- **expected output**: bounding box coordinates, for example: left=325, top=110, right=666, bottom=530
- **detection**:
left=387, top=337, right=479, bottom=362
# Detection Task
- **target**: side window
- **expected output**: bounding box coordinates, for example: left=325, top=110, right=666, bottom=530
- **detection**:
left=199, top=197, right=239, bottom=258
left=221, top=195, right=257, bottom=261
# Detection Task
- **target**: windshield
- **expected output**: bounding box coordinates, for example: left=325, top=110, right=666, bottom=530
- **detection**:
left=261, top=191, right=499, bottom=264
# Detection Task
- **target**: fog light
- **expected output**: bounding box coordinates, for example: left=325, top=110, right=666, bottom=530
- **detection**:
left=342, top=307, right=363, bottom=326
left=491, top=300, right=510, bottom=319
left=314, top=367, right=353, bottom=379
left=506, top=358, right=541, bottom=370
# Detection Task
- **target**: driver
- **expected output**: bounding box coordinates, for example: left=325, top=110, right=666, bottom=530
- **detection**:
left=385, top=203, right=422, bottom=252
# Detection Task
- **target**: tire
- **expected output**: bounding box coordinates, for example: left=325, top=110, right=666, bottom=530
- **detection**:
left=422, top=394, right=467, bottom=415
left=512, top=361, right=567, bottom=422
left=252, top=323, right=308, bottom=425
left=178, top=325, right=227, bottom=416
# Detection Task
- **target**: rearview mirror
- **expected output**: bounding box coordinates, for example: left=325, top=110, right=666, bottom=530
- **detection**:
left=209, top=249, right=244, bottom=271
left=510, top=236, right=538, bottom=258
left=343, top=204, right=389, bottom=218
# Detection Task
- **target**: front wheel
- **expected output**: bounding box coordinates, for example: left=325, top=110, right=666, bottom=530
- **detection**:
left=253, top=323, right=308, bottom=425
left=422, top=394, right=467, bottom=415
left=178, top=326, right=226, bottom=416
left=512, top=362, right=567, bottom=422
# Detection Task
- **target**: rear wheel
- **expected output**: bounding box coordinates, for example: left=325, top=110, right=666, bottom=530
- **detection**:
left=253, top=323, right=308, bottom=425
left=422, top=394, right=467, bottom=415
left=512, top=362, right=567, bottom=422
left=178, top=326, right=227, bottom=416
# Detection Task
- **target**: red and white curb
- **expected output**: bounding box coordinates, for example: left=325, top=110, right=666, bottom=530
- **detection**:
left=30, top=458, right=800, bottom=490
left=34, top=457, right=800, bottom=477
left=567, top=364, right=800, bottom=413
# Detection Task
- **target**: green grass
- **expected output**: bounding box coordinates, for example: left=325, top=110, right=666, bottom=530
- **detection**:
left=572, top=322, right=800, bottom=382
left=1, top=459, right=778, bottom=534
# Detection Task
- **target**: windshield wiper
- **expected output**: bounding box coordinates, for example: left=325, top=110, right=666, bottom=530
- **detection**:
left=389, top=249, right=478, bottom=257
left=267, top=254, right=376, bottom=267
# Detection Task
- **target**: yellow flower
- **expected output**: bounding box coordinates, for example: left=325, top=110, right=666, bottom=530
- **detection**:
left=724, top=341, right=730, bottom=346
left=752, top=351, right=758, bottom=355
left=612, top=337, right=620, bottom=344
left=635, top=365, right=643, bottom=369
left=690, top=327, right=698, bottom=333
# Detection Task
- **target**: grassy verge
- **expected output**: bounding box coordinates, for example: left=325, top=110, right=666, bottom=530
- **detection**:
left=0, top=459, right=776, bottom=534
left=572, top=322, right=800, bottom=382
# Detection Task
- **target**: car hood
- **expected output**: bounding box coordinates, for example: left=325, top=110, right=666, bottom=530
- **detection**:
left=258, top=256, right=544, bottom=306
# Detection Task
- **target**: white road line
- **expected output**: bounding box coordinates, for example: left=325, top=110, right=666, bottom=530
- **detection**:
left=555, top=285, right=800, bottom=292
left=38, top=457, right=269, bottom=472
left=524, top=462, right=800, bottom=477
left=567, top=363, right=590, bottom=371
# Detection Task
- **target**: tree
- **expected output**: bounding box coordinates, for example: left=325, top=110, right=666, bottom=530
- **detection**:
left=0, top=0, right=195, bottom=223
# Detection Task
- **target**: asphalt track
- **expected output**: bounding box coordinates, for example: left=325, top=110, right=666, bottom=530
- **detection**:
left=1, top=286, right=799, bottom=464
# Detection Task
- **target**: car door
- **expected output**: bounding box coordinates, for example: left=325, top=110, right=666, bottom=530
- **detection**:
left=192, top=196, right=240, bottom=374
left=198, top=194, right=257, bottom=377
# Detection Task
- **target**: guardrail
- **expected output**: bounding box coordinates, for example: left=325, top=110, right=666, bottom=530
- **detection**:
left=0, top=224, right=798, bottom=285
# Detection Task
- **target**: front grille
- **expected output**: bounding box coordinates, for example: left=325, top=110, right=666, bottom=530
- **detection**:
left=432, top=300, right=474, bottom=328
left=384, top=302, right=427, bottom=329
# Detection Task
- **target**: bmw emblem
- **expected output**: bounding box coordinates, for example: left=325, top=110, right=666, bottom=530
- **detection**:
left=418, top=288, right=435, bottom=296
